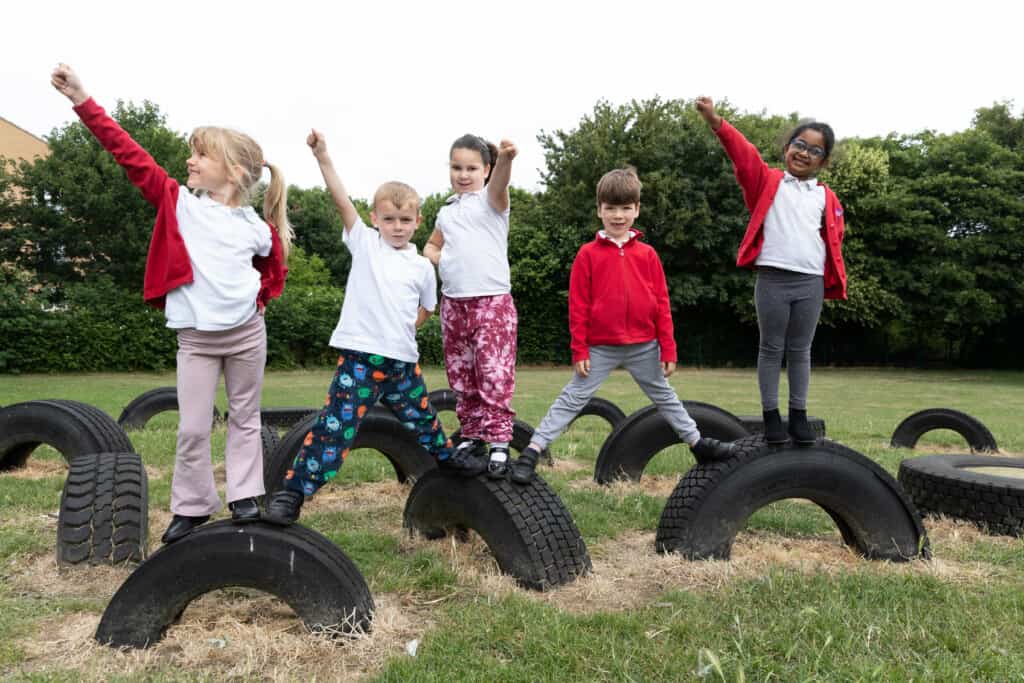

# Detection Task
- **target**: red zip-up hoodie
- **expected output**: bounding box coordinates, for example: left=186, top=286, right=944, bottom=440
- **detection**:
left=715, top=119, right=847, bottom=300
left=568, top=229, right=677, bottom=363
left=72, top=98, right=287, bottom=309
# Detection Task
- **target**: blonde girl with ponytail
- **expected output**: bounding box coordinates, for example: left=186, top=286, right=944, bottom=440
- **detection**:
left=52, top=63, right=291, bottom=544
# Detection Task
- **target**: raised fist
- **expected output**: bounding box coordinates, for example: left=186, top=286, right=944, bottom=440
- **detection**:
left=497, top=139, right=518, bottom=161
left=51, top=63, right=88, bottom=105
left=306, top=129, right=328, bottom=158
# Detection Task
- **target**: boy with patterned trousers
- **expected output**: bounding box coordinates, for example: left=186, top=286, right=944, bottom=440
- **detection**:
left=264, top=130, right=485, bottom=524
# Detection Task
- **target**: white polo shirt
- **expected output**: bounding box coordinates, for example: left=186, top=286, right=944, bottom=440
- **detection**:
left=756, top=172, right=827, bottom=275
left=165, top=190, right=273, bottom=331
left=436, top=189, right=511, bottom=298
left=329, top=217, right=438, bottom=363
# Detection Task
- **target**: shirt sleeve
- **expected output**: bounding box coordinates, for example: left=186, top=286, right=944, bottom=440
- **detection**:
left=256, top=223, right=273, bottom=258
left=341, top=215, right=371, bottom=258
left=419, top=260, right=438, bottom=312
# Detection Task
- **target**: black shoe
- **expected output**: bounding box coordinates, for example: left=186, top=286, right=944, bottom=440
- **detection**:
left=788, top=408, right=817, bottom=446
left=510, top=446, right=540, bottom=484
left=161, top=514, right=210, bottom=544
left=263, top=489, right=304, bottom=526
left=487, top=445, right=510, bottom=479
left=763, top=409, right=788, bottom=445
left=689, top=437, right=736, bottom=463
left=229, top=497, right=260, bottom=523
left=438, top=441, right=487, bottom=478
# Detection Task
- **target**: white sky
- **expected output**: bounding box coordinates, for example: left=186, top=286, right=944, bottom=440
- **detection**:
left=4, top=0, right=1020, bottom=200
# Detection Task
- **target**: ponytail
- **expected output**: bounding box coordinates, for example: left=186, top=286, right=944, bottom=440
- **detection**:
left=263, top=162, right=293, bottom=261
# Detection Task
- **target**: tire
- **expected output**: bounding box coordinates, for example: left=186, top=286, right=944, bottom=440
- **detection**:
left=656, top=435, right=929, bottom=562
left=593, top=402, right=750, bottom=484
left=259, top=407, right=319, bottom=432
left=427, top=388, right=551, bottom=464
left=94, top=521, right=374, bottom=648
left=0, top=400, right=134, bottom=471
left=737, top=415, right=826, bottom=439
left=890, top=408, right=998, bottom=453
left=403, top=470, right=592, bottom=590
left=898, top=455, right=1024, bottom=536
left=569, top=396, right=627, bottom=430
left=263, top=412, right=436, bottom=495
left=57, top=452, right=148, bottom=566
left=118, top=387, right=221, bottom=431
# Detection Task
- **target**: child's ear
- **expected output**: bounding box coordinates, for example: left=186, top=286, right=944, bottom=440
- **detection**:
left=415, top=213, right=423, bottom=227
left=370, top=210, right=378, bottom=226
left=635, top=202, right=641, bottom=217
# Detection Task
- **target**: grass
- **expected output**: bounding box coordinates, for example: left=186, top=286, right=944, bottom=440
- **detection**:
left=1, top=367, right=1023, bottom=681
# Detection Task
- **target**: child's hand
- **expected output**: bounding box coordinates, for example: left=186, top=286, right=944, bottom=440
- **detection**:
left=575, top=359, right=590, bottom=377
left=497, top=139, right=518, bottom=162
left=695, top=96, right=722, bottom=130
left=51, top=63, right=89, bottom=106
left=306, top=129, right=328, bottom=160
left=662, top=361, right=676, bottom=377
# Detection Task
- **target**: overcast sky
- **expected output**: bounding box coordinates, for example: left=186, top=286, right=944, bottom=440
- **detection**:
left=4, top=0, right=1020, bottom=200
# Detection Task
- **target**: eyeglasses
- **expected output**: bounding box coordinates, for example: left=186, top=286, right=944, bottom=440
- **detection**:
left=789, top=138, right=826, bottom=159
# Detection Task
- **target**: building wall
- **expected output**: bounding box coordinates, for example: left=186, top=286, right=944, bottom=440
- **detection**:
left=1, top=116, right=49, bottom=164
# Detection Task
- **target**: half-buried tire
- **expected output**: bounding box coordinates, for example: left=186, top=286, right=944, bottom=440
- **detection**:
left=57, top=452, right=148, bottom=566
left=569, top=396, right=627, bottom=430
left=898, top=455, right=1024, bottom=536
left=95, top=521, right=374, bottom=648
left=264, top=412, right=435, bottom=495
left=117, top=387, right=221, bottom=431
left=403, top=470, right=592, bottom=590
left=594, top=402, right=750, bottom=484
left=656, top=435, right=929, bottom=562
left=1, top=400, right=134, bottom=471
left=890, top=408, right=998, bottom=453
left=259, top=407, right=318, bottom=432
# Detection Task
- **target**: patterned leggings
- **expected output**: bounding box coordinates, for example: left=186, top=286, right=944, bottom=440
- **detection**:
left=285, top=349, right=452, bottom=496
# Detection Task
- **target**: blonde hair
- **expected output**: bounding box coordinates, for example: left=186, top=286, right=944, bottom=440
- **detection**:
left=372, top=181, right=421, bottom=211
left=189, top=127, right=294, bottom=260
left=596, top=166, right=642, bottom=206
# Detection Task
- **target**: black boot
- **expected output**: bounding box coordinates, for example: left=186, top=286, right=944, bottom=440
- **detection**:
left=229, top=497, right=260, bottom=523
left=788, top=408, right=817, bottom=446
left=763, top=408, right=788, bottom=445
left=438, top=439, right=487, bottom=477
left=263, top=489, right=304, bottom=526
left=690, top=437, right=737, bottom=463
left=161, top=514, right=210, bottom=544
left=510, top=446, right=540, bottom=484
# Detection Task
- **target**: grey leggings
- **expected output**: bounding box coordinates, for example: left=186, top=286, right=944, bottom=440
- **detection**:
left=754, top=267, right=824, bottom=411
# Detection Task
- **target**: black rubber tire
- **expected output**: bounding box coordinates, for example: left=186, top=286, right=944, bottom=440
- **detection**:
left=403, top=470, right=592, bottom=590
left=898, top=455, right=1024, bottom=536
left=738, top=415, right=826, bottom=439
left=259, top=407, right=319, bottom=432
left=94, top=521, right=374, bottom=648
left=569, top=396, right=627, bottom=430
left=57, top=452, right=148, bottom=566
left=260, top=424, right=280, bottom=463
left=118, top=387, right=221, bottom=431
left=593, top=402, right=750, bottom=484
left=656, top=435, right=929, bottom=562
left=264, top=412, right=436, bottom=494
left=890, top=408, right=998, bottom=453
left=0, top=400, right=134, bottom=471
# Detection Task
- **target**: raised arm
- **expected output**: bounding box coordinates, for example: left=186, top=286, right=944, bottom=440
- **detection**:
left=306, top=129, right=359, bottom=232
left=52, top=63, right=174, bottom=206
left=423, top=229, right=444, bottom=266
left=486, top=139, right=517, bottom=213
left=696, top=96, right=769, bottom=209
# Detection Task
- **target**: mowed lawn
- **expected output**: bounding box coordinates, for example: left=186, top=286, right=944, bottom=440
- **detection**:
left=1, top=367, right=1023, bottom=681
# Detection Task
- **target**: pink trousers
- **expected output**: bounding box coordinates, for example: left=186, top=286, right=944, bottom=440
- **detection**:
left=440, top=293, right=517, bottom=442
left=173, top=313, right=266, bottom=515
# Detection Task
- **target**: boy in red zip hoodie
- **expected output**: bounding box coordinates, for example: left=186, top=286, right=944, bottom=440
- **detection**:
left=509, top=168, right=735, bottom=483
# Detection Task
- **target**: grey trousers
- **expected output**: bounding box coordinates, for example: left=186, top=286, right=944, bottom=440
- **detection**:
left=532, top=341, right=700, bottom=450
left=754, top=267, right=824, bottom=411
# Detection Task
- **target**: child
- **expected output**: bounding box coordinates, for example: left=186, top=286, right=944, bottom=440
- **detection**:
left=510, top=168, right=736, bottom=484
left=423, top=134, right=518, bottom=478
left=695, top=96, right=847, bottom=445
left=51, top=63, right=290, bottom=543
left=263, top=130, right=486, bottom=525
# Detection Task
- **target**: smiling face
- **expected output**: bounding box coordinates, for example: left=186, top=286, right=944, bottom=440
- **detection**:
left=784, top=128, right=828, bottom=179
left=449, top=147, right=489, bottom=194
left=186, top=146, right=235, bottom=196
left=597, top=202, right=640, bottom=240
left=371, top=199, right=421, bottom=249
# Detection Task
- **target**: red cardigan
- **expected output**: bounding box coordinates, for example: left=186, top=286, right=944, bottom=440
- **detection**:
left=72, top=98, right=287, bottom=309
left=715, top=119, right=847, bottom=300
left=568, top=230, right=677, bottom=363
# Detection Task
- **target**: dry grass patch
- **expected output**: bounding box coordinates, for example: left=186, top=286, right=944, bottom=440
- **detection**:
left=3, top=456, right=67, bottom=480
left=567, top=475, right=679, bottom=499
